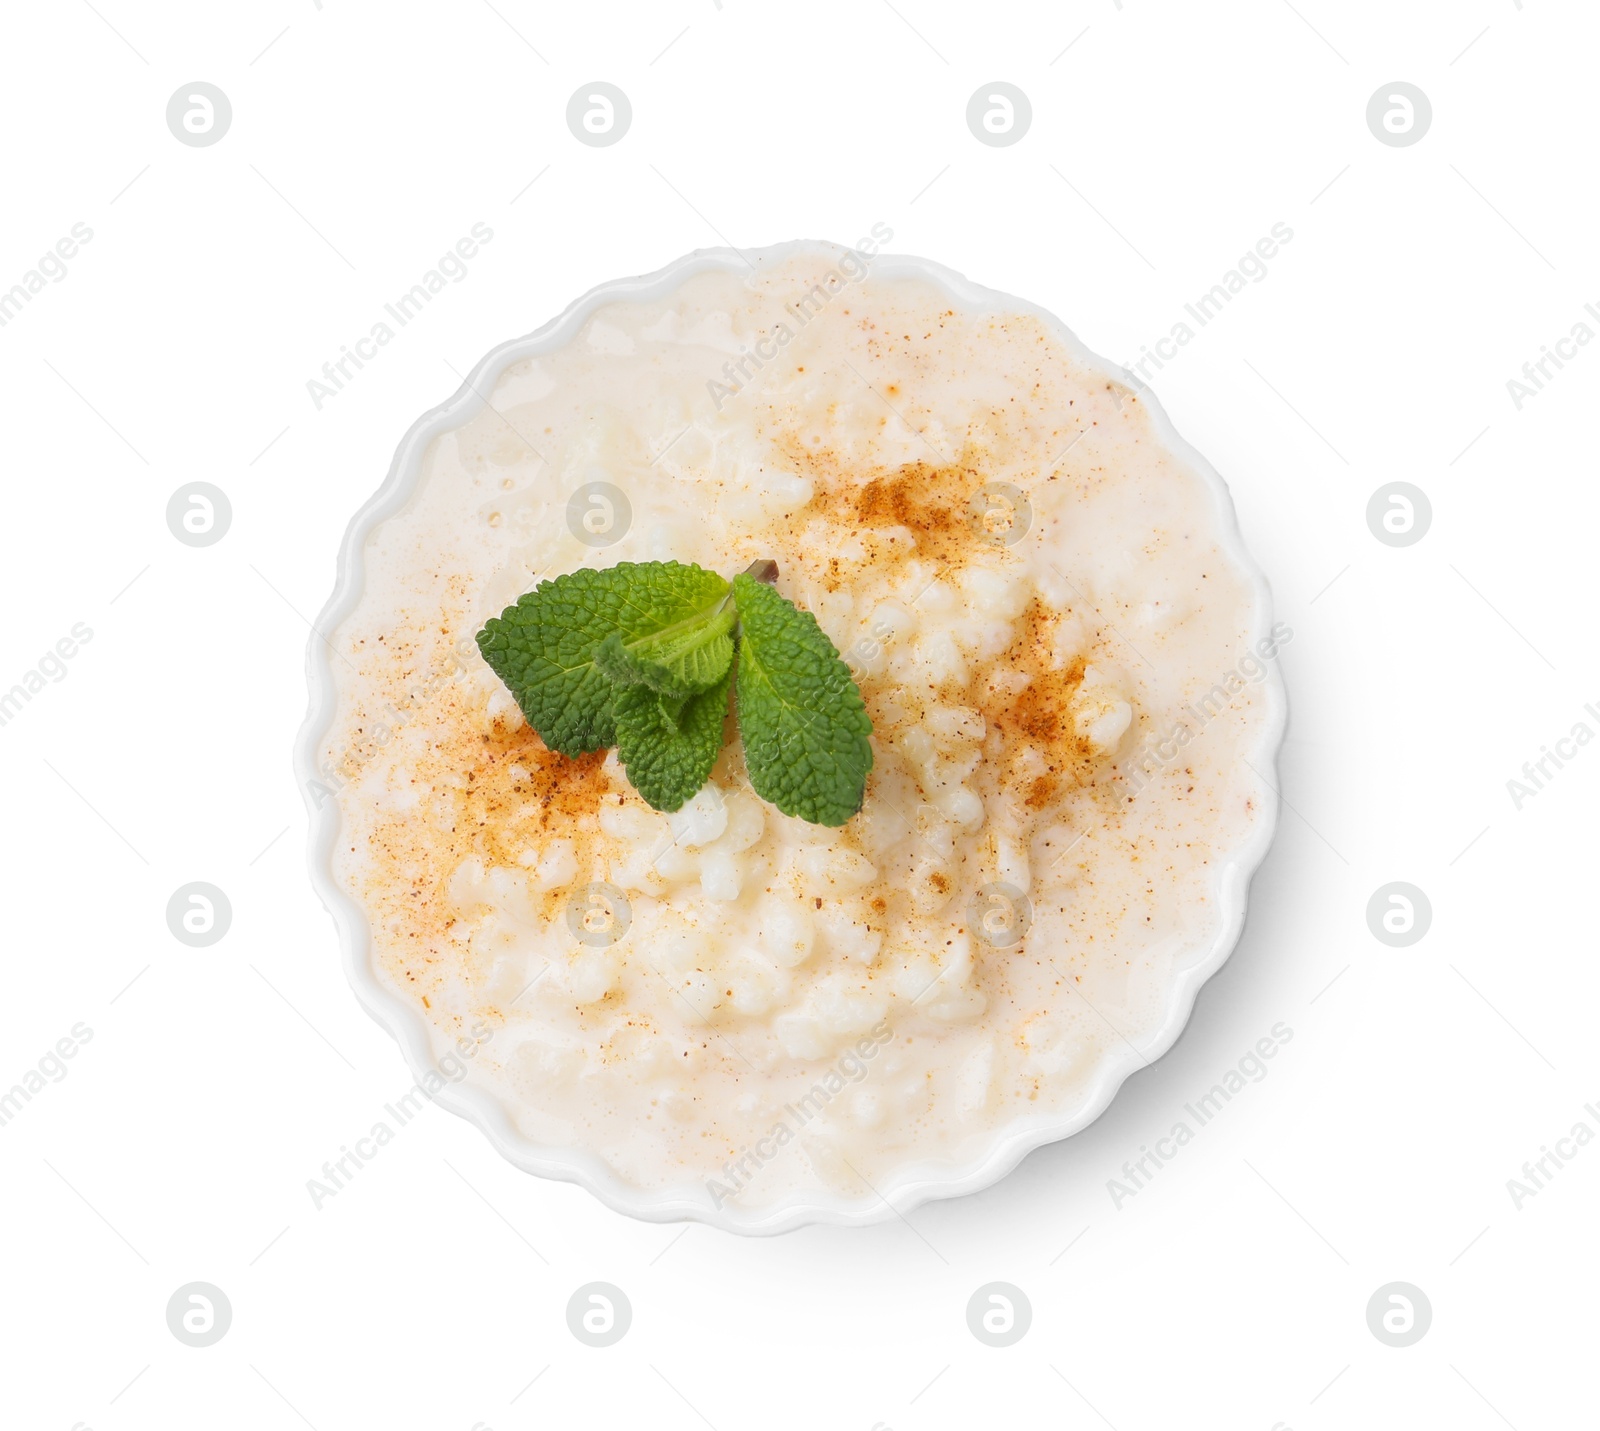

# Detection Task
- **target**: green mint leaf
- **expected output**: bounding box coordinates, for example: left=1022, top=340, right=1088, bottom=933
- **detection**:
left=614, top=662, right=733, bottom=812
left=476, top=561, right=729, bottom=757
left=730, top=574, right=873, bottom=826
left=592, top=596, right=736, bottom=698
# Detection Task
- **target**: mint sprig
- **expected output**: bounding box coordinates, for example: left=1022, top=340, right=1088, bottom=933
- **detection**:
left=731, top=572, right=874, bottom=828
left=614, top=664, right=733, bottom=811
left=593, top=598, right=737, bottom=698
left=476, top=560, right=873, bottom=823
left=475, top=561, right=726, bottom=758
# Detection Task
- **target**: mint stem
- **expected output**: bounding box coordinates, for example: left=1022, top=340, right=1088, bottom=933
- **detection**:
left=742, top=559, right=779, bottom=586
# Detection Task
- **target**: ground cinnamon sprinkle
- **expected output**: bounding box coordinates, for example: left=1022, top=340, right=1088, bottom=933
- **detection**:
left=780, top=442, right=999, bottom=572
left=1006, top=655, right=1087, bottom=744
left=1026, top=774, right=1060, bottom=810
left=453, top=712, right=614, bottom=866
left=852, top=463, right=961, bottom=533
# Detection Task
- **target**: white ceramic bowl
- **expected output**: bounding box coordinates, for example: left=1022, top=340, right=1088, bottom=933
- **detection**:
left=296, top=240, right=1288, bottom=1235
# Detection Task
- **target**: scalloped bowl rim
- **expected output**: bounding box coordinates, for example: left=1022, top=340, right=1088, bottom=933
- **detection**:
left=294, top=239, right=1288, bottom=1236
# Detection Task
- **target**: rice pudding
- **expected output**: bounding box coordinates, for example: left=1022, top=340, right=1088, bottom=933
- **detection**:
left=312, top=245, right=1283, bottom=1218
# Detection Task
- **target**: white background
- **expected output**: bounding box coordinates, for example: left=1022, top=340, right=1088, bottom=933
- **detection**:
left=2, top=1, right=1594, bottom=1427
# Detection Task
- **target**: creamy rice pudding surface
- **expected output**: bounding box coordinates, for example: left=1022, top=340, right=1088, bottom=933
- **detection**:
left=318, top=251, right=1279, bottom=1211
